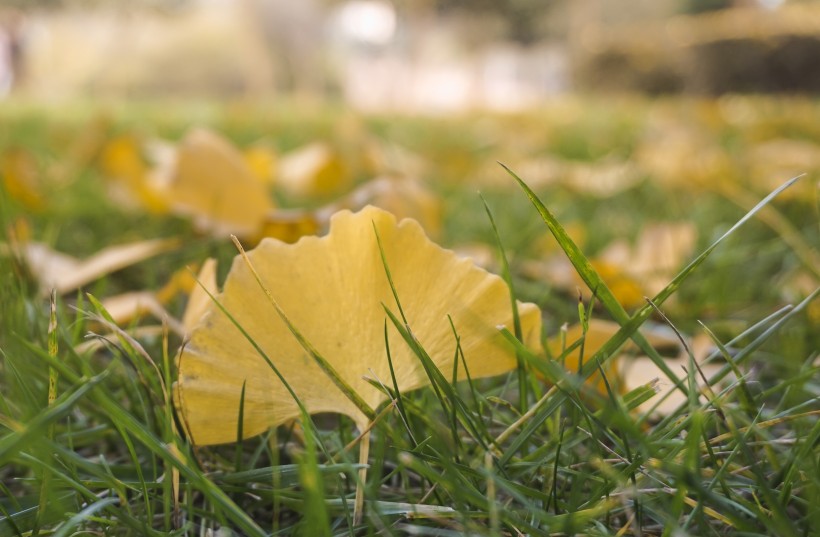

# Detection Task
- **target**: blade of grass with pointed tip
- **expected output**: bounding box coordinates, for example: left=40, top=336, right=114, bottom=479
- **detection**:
left=84, top=293, right=169, bottom=405
left=480, top=194, right=527, bottom=412
left=32, top=290, right=59, bottom=537
left=658, top=287, right=819, bottom=430
left=518, top=171, right=803, bottom=456
left=502, top=162, right=690, bottom=393
left=507, top=165, right=800, bottom=400
left=383, top=321, right=417, bottom=448
left=235, top=380, right=247, bottom=472
left=296, top=409, right=331, bottom=536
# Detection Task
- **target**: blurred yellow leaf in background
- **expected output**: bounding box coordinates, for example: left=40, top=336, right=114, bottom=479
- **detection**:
left=277, top=142, right=350, bottom=199
left=100, top=135, right=170, bottom=213
left=4, top=237, right=178, bottom=296
left=159, top=128, right=275, bottom=238
left=2, top=148, right=46, bottom=211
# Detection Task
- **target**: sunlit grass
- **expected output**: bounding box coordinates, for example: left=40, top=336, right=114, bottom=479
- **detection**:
left=1, top=98, right=817, bottom=535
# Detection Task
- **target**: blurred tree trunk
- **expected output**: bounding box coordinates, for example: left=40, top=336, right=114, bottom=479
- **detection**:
left=248, top=0, right=326, bottom=98
left=236, top=0, right=277, bottom=97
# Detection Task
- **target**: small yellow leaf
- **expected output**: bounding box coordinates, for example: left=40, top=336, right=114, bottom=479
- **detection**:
left=277, top=142, right=350, bottom=198
left=2, top=148, right=46, bottom=211
left=174, top=206, right=542, bottom=445
left=100, top=135, right=170, bottom=214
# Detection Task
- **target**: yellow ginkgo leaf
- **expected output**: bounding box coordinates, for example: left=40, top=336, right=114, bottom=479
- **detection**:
left=161, top=128, right=275, bottom=238
left=529, top=222, right=697, bottom=308
left=174, top=205, right=542, bottom=446
left=257, top=176, right=441, bottom=244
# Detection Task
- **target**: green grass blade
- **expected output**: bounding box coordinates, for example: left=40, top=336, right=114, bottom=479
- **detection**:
left=480, top=194, right=527, bottom=412
left=501, top=162, right=690, bottom=392
left=383, top=306, right=488, bottom=450
left=296, top=410, right=332, bottom=536
left=22, top=340, right=269, bottom=537
left=50, top=498, right=119, bottom=537
left=372, top=222, right=408, bottom=324
left=235, top=380, right=247, bottom=472
left=0, top=371, right=107, bottom=466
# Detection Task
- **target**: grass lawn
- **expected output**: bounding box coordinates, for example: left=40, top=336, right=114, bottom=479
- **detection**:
left=0, top=96, right=818, bottom=536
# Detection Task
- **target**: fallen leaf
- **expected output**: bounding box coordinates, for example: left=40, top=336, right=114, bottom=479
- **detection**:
left=526, top=222, right=696, bottom=308
left=257, top=210, right=322, bottom=244
left=74, top=325, right=167, bottom=355
left=99, top=291, right=171, bottom=327
left=598, top=222, right=697, bottom=301
left=7, top=238, right=178, bottom=296
left=362, top=138, right=428, bottom=179
left=548, top=320, right=735, bottom=416
left=452, top=243, right=497, bottom=271
left=277, top=142, right=350, bottom=199
left=563, top=159, right=643, bottom=197
left=257, top=176, right=442, bottom=243
left=635, top=125, right=732, bottom=188
left=100, top=135, right=170, bottom=213
left=619, top=355, right=729, bottom=417
left=159, top=128, right=275, bottom=238
left=746, top=138, right=819, bottom=200
left=329, top=175, right=442, bottom=237
left=174, top=205, right=542, bottom=445
left=482, top=155, right=642, bottom=197
left=242, top=141, right=277, bottom=184
left=93, top=260, right=215, bottom=337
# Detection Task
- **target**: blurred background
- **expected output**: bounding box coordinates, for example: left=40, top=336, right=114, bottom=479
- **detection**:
left=0, top=0, right=817, bottom=336
left=1, top=0, right=820, bottom=109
